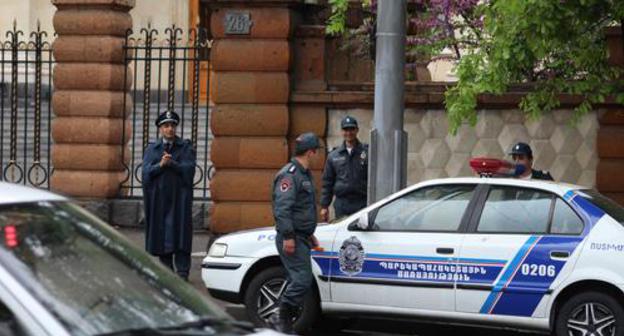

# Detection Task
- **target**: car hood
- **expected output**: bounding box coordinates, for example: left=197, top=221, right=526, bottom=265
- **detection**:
left=213, top=223, right=340, bottom=258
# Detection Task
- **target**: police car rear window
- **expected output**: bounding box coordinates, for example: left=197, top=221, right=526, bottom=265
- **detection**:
left=579, top=190, right=624, bottom=224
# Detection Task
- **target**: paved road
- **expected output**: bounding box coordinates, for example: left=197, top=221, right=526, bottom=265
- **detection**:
left=118, top=227, right=546, bottom=336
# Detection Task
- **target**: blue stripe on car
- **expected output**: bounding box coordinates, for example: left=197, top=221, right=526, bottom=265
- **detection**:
left=480, top=190, right=606, bottom=316
left=479, top=236, right=540, bottom=314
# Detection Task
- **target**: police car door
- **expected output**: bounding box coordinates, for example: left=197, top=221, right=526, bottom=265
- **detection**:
left=456, top=185, right=585, bottom=317
left=327, top=183, right=477, bottom=311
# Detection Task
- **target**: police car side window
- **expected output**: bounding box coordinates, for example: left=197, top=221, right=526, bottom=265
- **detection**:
left=550, top=198, right=584, bottom=235
left=477, top=186, right=552, bottom=234
left=372, top=184, right=475, bottom=232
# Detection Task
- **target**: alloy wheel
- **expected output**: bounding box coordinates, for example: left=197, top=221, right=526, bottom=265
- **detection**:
left=255, top=277, right=288, bottom=323
left=567, top=302, right=616, bottom=336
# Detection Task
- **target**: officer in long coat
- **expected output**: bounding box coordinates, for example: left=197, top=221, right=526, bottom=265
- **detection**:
left=271, top=132, right=321, bottom=334
left=142, top=110, right=196, bottom=280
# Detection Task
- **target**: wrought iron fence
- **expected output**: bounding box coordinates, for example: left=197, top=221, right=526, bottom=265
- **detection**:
left=0, top=22, right=53, bottom=189
left=121, top=25, right=213, bottom=199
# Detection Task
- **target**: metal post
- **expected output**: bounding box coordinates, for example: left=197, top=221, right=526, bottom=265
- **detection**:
left=368, top=0, right=407, bottom=204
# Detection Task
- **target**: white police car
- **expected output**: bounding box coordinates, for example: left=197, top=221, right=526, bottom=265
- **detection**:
left=203, top=176, right=624, bottom=336
left=0, top=182, right=280, bottom=336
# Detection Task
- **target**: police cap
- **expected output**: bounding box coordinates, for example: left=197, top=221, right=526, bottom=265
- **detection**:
left=341, top=116, right=358, bottom=129
left=294, top=132, right=321, bottom=155
left=509, top=142, right=533, bottom=158
left=155, top=110, right=180, bottom=127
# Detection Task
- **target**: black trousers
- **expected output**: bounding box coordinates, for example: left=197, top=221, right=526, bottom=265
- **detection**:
left=159, top=252, right=191, bottom=279
left=275, top=234, right=313, bottom=307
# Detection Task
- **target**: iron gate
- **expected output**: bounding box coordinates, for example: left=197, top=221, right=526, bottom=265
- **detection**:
left=121, top=25, right=213, bottom=199
left=0, top=22, right=53, bottom=189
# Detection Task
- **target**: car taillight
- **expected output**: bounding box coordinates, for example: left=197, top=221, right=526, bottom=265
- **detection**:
left=469, top=157, right=525, bottom=177
left=4, top=225, right=18, bottom=248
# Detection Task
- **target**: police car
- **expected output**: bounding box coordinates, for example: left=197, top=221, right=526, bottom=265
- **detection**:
left=203, top=170, right=624, bottom=336
left=0, top=182, right=280, bottom=336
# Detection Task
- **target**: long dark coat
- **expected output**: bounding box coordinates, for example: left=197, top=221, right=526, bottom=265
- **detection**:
left=142, top=137, right=196, bottom=255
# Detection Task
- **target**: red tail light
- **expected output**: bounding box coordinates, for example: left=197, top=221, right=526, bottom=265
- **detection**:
left=4, top=225, right=18, bottom=248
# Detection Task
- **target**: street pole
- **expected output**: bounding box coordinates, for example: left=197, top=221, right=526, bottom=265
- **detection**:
left=368, top=0, right=407, bottom=204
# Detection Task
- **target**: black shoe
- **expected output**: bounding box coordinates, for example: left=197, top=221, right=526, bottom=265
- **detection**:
left=274, top=302, right=296, bottom=334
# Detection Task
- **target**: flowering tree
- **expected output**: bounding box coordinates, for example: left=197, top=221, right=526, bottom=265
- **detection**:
left=445, top=0, right=624, bottom=133
left=329, top=0, right=624, bottom=133
left=327, top=0, right=484, bottom=75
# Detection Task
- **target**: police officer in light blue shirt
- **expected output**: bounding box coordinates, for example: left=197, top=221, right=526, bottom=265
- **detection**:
left=271, top=132, right=321, bottom=334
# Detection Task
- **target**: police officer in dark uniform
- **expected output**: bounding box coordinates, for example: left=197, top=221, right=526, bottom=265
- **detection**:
left=142, top=110, right=196, bottom=280
left=271, top=132, right=321, bottom=334
left=320, top=116, right=368, bottom=222
left=509, top=142, right=554, bottom=180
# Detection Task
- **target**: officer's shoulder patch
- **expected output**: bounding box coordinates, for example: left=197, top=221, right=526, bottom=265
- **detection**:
left=279, top=177, right=293, bottom=192
left=287, top=164, right=297, bottom=174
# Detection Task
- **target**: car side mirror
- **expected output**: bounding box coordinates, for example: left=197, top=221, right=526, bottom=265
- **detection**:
left=348, top=213, right=370, bottom=231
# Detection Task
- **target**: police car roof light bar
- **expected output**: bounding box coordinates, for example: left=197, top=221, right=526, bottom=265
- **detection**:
left=469, top=157, right=524, bottom=178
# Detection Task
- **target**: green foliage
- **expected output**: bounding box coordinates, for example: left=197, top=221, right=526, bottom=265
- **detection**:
left=446, top=0, right=624, bottom=133
left=327, top=0, right=624, bottom=134
left=326, top=0, right=350, bottom=35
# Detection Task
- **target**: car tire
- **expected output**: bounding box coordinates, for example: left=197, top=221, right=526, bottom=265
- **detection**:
left=243, top=266, right=320, bottom=334
left=555, top=291, right=624, bottom=336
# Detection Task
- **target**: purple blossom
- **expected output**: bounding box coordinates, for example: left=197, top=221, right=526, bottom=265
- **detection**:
left=364, top=0, right=484, bottom=62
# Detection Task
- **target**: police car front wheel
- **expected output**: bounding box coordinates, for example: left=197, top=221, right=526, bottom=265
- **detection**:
left=243, top=266, right=319, bottom=333
left=555, top=291, right=624, bottom=336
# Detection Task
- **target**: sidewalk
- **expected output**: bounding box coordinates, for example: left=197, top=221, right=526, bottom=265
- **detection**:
left=115, top=227, right=214, bottom=295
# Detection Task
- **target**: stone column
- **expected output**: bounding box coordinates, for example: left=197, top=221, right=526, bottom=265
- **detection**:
left=50, top=0, right=133, bottom=197
left=209, top=2, right=297, bottom=233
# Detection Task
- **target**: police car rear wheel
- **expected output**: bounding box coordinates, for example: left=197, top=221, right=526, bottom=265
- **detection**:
left=556, top=291, right=624, bottom=336
left=243, top=266, right=319, bottom=333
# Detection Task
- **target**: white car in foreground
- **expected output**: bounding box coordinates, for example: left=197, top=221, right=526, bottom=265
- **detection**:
left=0, top=182, right=280, bottom=336
left=203, top=177, right=624, bottom=336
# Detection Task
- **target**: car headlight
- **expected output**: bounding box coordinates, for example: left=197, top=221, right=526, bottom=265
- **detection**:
left=208, top=243, right=228, bottom=258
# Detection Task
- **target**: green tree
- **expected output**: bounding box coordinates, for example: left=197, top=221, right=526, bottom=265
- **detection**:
left=328, top=1, right=624, bottom=133
left=446, top=0, right=624, bottom=133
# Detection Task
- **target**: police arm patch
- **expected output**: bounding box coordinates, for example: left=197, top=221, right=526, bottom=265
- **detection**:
left=279, top=177, right=293, bottom=192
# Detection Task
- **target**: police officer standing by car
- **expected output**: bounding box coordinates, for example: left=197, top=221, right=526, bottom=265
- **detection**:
left=271, top=132, right=321, bottom=334
left=142, top=110, right=196, bottom=281
left=509, top=142, right=554, bottom=180
left=320, top=116, right=368, bottom=222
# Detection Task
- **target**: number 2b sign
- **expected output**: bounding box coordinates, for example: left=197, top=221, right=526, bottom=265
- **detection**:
left=224, top=12, right=253, bottom=35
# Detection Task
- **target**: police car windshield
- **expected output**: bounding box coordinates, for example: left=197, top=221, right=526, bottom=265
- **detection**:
left=579, top=190, right=624, bottom=224
left=0, top=201, right=225, bottom=336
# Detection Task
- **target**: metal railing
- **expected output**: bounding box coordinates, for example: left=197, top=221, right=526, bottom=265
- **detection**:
left=121, top=25, right=214, bottom=199
left=0, top=22, right=53, bottom=189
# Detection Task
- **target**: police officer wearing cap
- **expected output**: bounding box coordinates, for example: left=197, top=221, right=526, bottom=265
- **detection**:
left=320, top=116, right=368, bottom=222
left=509, top=142, right=553, bottom=180
left=271, top=132, right=321, bottom=334
left=142, top=110, right=196, bottom=280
